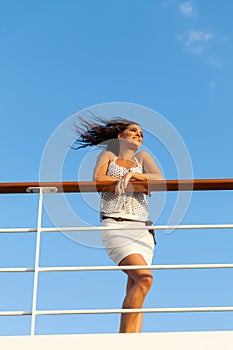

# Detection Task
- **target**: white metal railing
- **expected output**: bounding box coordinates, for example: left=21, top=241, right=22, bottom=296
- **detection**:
left=0, top=180, right=233, bottom=335
left=1, top=263, right=233, bottom=273
left=1, top=223, right=233, bottom=234
left=30, top=188, right=43, bottom=335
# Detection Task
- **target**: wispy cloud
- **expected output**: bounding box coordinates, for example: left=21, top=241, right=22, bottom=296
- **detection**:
left=177, top=30, right=223, bottom=68
left=179, top=1, right=195, bottom=17
left=186, top=30, right=214, bottom=47
left=177, top=30, right=214, bottom=55
left=176, top=2, right=223, bottom=69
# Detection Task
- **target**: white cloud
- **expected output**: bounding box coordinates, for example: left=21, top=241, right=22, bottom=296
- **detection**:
left=177, top=30, right=214, bottom=56
left=185, top=31, right=214, bottom=47
left=176, top=4, right=223, bottom=69
left=179, top=1, right=195, bottom=17
left=177, top=31, right=222, bottom=69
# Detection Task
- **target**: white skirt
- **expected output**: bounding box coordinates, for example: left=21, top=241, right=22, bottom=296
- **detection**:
left=101, top=218, right=155, bottom=266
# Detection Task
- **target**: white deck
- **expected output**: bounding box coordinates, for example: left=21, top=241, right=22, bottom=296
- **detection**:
left=1, top=331, right=233, bottom=350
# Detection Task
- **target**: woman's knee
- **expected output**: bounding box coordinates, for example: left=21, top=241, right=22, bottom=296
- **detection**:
left=136, top=274, right=153, bottom=294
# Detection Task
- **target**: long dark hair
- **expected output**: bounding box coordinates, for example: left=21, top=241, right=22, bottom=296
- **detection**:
left=72, top=114, right=139, bottom=154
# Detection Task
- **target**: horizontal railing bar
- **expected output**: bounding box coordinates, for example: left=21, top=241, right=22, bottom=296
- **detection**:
left=1, top=223, right=233, bottom=234
left=1, top=306, right=233, bottom=317
left=1, top=263, right=233, bottom=273
left=35, top=306, right=233, bottom=315
left=39, top=264, right=233, bottom=272
left=0, top=311, right=32, bottom=316
left=1, top=178, right=233, bottom=194
left=40, top=224, right=233, bottom=232
left=0, top=268, right=35, bottom=273
left=0, top=228, right=37, bottom=233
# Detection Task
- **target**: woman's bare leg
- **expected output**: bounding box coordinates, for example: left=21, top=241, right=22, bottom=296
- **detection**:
left=124, top=276, right=143, bottom=332
left=119, top=254, right=153, bottom=333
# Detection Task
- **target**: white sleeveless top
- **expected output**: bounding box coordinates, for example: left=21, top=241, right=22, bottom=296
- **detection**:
left=100, top=156, right=149, bottom=220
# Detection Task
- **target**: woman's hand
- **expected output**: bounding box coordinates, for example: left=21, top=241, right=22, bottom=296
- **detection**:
left=115, top=172, right=135, bottom=195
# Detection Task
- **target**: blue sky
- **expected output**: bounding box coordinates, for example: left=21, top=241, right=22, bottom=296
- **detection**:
left=0, top=0, right=233, bottom=335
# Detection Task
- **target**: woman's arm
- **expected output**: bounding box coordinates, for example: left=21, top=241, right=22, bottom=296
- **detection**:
left=115, top=151, right=163, bottom=194
left=135, top=151, right=163, bottom=180
left=93, top=151, right=118, bottom=182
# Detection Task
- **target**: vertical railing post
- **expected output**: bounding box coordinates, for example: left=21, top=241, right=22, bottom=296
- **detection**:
left=30, top=187, right=43, bottom=335
left=26, top=186, right=58, bottom=335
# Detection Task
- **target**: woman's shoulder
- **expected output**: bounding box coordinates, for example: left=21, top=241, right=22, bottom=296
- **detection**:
left=97, top=150, right=116, bottom=162
left=135, top=150, right=150, bottom=161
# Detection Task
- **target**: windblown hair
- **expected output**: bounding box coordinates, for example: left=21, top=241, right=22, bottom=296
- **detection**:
left=72, top=114, right=139, bottom=154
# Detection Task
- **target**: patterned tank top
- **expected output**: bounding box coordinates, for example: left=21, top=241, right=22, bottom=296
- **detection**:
left=100, top=156, right=149, bottom=220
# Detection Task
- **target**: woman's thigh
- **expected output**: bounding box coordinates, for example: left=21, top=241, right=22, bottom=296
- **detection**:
left=119, top=253, right=153, bottom=280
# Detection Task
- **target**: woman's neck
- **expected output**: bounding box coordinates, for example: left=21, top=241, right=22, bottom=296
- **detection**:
left=118, top=149, right=135, bottom=160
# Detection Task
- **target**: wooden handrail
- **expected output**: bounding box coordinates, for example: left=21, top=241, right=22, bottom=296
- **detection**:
left=0, top=179, right=233, bottom=194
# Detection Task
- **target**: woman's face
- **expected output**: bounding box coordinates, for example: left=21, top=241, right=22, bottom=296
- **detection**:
left=118, top=124, right=143, bottom=148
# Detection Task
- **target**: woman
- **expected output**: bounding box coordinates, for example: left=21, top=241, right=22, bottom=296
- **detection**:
left=74, top=116, right=163, bottom=333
